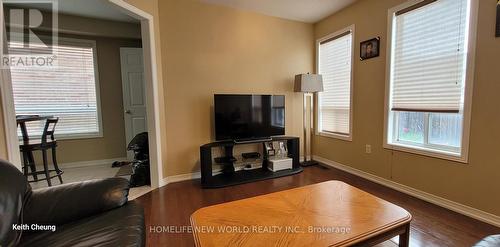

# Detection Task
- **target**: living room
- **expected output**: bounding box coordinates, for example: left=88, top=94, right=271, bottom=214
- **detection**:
left=0, top=0, right=499, bottom=246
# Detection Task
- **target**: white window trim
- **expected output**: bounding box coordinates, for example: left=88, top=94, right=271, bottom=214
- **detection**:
left=315, top=24, right=355, bottom=142
left=383, top=0, right=478, bottom=163
left=12, top=36, right=103, bottom=141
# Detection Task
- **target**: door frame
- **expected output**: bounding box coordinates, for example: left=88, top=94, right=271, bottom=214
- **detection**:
left=108, top=0, right=164, bottom=189
left=0, top=1, right=21, bottom=169
left=0, top=0, right=165, bottom=189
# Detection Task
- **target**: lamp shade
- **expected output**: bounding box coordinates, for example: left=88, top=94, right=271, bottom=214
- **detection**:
left=294, top=74, right=324, bottom=93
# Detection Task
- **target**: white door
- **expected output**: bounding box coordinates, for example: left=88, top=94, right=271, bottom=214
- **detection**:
left=120, top=48, right=147, bottom=160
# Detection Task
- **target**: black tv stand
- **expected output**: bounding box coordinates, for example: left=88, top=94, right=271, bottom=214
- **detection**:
left=233, top=137, right=272, bottom=144
left=200, top=136, right=302, bottom=188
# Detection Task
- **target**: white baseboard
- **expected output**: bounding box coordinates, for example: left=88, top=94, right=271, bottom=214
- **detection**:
left=161, top=171, right=201, bottom=187
left=58, top=157, right=128, bottom=169
left=300, top=155, right=312, bottom=162
left=313, top=155, right=500, bottom=228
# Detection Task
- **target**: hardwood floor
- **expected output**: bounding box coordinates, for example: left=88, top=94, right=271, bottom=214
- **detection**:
left=134, top=165, right=499, bottom=247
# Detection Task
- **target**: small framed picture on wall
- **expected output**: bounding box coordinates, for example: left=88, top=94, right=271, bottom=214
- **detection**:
left=496, top=0, right=500, bottom=37
left=360, top=37, right=380, bottom=60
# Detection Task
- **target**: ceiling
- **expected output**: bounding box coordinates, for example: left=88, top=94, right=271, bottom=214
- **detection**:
left=200, top=0, right=358, bottom=23
left=4, top=0, right=138, bottom=23
left=5, top=0, right=357, bottom=24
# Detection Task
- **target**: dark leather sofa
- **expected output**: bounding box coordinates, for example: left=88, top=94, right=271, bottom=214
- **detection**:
left=0, top=159, right=145, bottom=247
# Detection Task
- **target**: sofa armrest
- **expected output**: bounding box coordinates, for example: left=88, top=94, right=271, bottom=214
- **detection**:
left=23, top=177, right=130, bottom=226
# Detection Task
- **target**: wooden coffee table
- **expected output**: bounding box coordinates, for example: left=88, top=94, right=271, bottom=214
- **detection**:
left=191, top=180, right=411, bottom=247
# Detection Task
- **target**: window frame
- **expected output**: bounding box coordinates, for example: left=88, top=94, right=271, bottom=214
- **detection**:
left=10, top=36, right=103, bottom=140
left=315, top=25, right=355, bottom=142
left=383, top=0, right=478, bottom=163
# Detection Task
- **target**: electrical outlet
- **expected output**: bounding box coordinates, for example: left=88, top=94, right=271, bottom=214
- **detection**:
left=365, top=144, right=372, bottom=154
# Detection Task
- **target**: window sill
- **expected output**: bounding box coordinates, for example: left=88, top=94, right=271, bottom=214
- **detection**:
left=18, top=133, right=103, bottom=142
left=316, top=131, right=352, bottom=141
left=384, top=142, right=467, bottom=163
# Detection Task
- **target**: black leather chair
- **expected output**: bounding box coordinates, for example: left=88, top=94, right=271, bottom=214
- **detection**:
left=0, top=159, right=145, bottom=247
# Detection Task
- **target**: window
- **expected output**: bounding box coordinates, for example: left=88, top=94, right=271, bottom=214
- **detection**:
left=9, top=38, right=102, bottom=139
left=317, top=26, right=354, bottom=140
left=385, top=0, right=475, bottom=161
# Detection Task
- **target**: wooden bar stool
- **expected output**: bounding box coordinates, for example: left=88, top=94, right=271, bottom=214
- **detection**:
left=19, top=117, right=64, bottom=186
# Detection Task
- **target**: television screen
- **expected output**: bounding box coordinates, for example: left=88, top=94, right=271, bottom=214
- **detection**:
left=214, top=94, right=285, bottom=141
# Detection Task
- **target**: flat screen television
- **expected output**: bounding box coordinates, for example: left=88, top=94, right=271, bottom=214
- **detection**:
left=214, top=94, right=285, bottom=141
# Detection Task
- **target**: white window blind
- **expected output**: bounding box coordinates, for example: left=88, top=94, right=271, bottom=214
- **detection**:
left=9, top=40, right=101, bottom=138
left=391, top=0, right=468, bottom=113
left=318, top=31, right=352, bottom=135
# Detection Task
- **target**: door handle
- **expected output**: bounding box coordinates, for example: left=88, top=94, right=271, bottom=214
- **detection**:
left=125, top=110, right=132, bottom=114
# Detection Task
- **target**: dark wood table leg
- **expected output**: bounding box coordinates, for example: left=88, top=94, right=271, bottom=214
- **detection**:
left=399, top=224, right=410, bottom=247
left=27, top=151, right=38, bottom=180
left=21, top=151, right=29, bottom=177
left=19, top=122, right=38, bottom=180
left=19, top=122, right=29, bottom=143
left=42, top=149, right=52, bottom=187
left=351, top=223, right=411, bottom=247
left=52, top=147, right=63, bottom=184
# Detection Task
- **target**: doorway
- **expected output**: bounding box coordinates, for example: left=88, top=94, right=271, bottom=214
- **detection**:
left=0, top=0, right=164, bottom=192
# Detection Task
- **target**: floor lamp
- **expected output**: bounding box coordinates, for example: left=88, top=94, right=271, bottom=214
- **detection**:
left=294, top=73, right=323, bottom=167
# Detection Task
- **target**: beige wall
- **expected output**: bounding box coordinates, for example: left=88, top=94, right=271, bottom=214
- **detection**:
left=313, top=0, right=500, bottom=216
left=158, top=0, right=314, bottom=176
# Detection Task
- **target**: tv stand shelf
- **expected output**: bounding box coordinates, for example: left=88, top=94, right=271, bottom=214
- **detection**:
left=200, top=136, right=302, bottom=188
